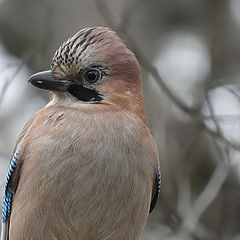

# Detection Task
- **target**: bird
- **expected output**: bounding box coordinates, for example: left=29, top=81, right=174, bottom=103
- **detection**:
left=1, top=26, right=160, bottom=240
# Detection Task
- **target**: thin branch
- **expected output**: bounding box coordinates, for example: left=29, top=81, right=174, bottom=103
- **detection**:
left=205, top=93, right=224, bottom=135
left=0, top=60, right=25, bottom=107
left=203, top=94, right=240, bottom=152
left=201, top=114, right=240, bottom=121
left=178, top=122, right=231, bottom=238
left=118, top=0, right=145, bottom=32
left=0, top=53, right=32, bottom=108
left=180, top=161, right=230, bottom=235
left=205, top=127, right=240, bottom=151
left=227, top=86, right=240, bottom=103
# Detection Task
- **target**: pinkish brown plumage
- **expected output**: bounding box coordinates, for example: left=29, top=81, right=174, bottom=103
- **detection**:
left=1, top=27, right=160, bottom=240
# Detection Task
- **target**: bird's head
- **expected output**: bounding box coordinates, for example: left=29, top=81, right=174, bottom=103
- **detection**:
left=29, top=27, right=144, bottom=111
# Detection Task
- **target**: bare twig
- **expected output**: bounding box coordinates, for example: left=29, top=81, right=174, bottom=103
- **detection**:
left=180, top=161, right=230, bottom=235
left=118, top=0, right=145, bottom=32
left=205, top=128, right=240, bottom=151
left=178, top=97, right=232, bottom=237
left=205, top=93, right=224, bottom=135
left=201, top=114, right=240, bottom=121
left=0, top=61, right=25, bottom=107
left=203, top=94, right=240, bottom=152
left=227, top=86, right=240, bottom=103
left=0, top=53, right=32, bottom=108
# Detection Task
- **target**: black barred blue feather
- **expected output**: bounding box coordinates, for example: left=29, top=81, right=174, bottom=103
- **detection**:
left=149, top=168, right=161, bottom=213
left=2, top=151, right=20, bottom=222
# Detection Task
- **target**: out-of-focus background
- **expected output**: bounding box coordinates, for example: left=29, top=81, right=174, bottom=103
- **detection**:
left=0, top=0, right=240, bottom=239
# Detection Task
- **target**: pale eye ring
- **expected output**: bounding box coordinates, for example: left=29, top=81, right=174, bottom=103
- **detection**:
left=85, top=69, right=101, bottom=84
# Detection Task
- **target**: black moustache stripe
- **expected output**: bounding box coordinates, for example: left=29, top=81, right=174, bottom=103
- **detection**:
left=68, top=84, right=103, bottom=102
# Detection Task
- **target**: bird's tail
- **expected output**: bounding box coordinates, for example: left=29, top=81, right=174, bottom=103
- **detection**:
left=1, top=220, right=9, bottom=240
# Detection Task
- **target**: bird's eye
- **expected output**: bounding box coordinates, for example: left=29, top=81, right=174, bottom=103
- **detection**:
left=85, top=69, right=101, bottom=84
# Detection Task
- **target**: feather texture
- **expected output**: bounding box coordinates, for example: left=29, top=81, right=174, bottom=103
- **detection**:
left=8, top=104, right=158, bottom=239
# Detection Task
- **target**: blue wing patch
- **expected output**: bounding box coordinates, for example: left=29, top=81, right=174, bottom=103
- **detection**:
left=149, top=168, right=161, bottom=213
left=2, top=151, right=20, bottom=222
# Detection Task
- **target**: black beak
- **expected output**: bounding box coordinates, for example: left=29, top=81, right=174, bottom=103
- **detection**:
left=29, top=70, right=103, bottom=102
left=28, top=70, right=71, bottom=92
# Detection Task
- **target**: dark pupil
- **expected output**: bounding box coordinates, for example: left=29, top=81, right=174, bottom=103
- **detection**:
left=86, top=70, right=99, bottom=83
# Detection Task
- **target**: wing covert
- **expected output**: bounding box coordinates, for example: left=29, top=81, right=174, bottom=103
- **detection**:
left=2, top=150, right=21, bottom=223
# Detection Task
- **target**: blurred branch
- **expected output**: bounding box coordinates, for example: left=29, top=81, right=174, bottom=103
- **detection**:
left=95, top=0, right=201, bottom=116
left=179, top=133, right=231, bottom=239
left=0, top=53, right=32, bottom=108
left=202, top=115, right=240, bottom=121
left=177, top=94, right=233, bottom=237
left=205, top=128, right=240, bottom=152
left=227, top=86, right=240, bottom=103
left=0, top=60, right=24, bottom=107
left=204, top=94, right=240, bottom=152
left=205, top=93, right=224, bottom=136
left=180, top=161, right=230, bottom=236
left=118, top=0, right=145, bottom=32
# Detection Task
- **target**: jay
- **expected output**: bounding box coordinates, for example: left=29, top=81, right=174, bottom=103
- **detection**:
left=1, top=27, right=160, bottom=240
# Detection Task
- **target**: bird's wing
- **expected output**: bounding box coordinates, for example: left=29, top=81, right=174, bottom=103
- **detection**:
left=1, top=117, right=35, bottom=240
left=1, top=151, right=21, bottom=240
left=149, top=168, right=161, bottom=213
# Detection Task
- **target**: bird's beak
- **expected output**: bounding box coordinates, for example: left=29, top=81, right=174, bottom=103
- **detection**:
left=28, top=70, right=71, bottom=92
